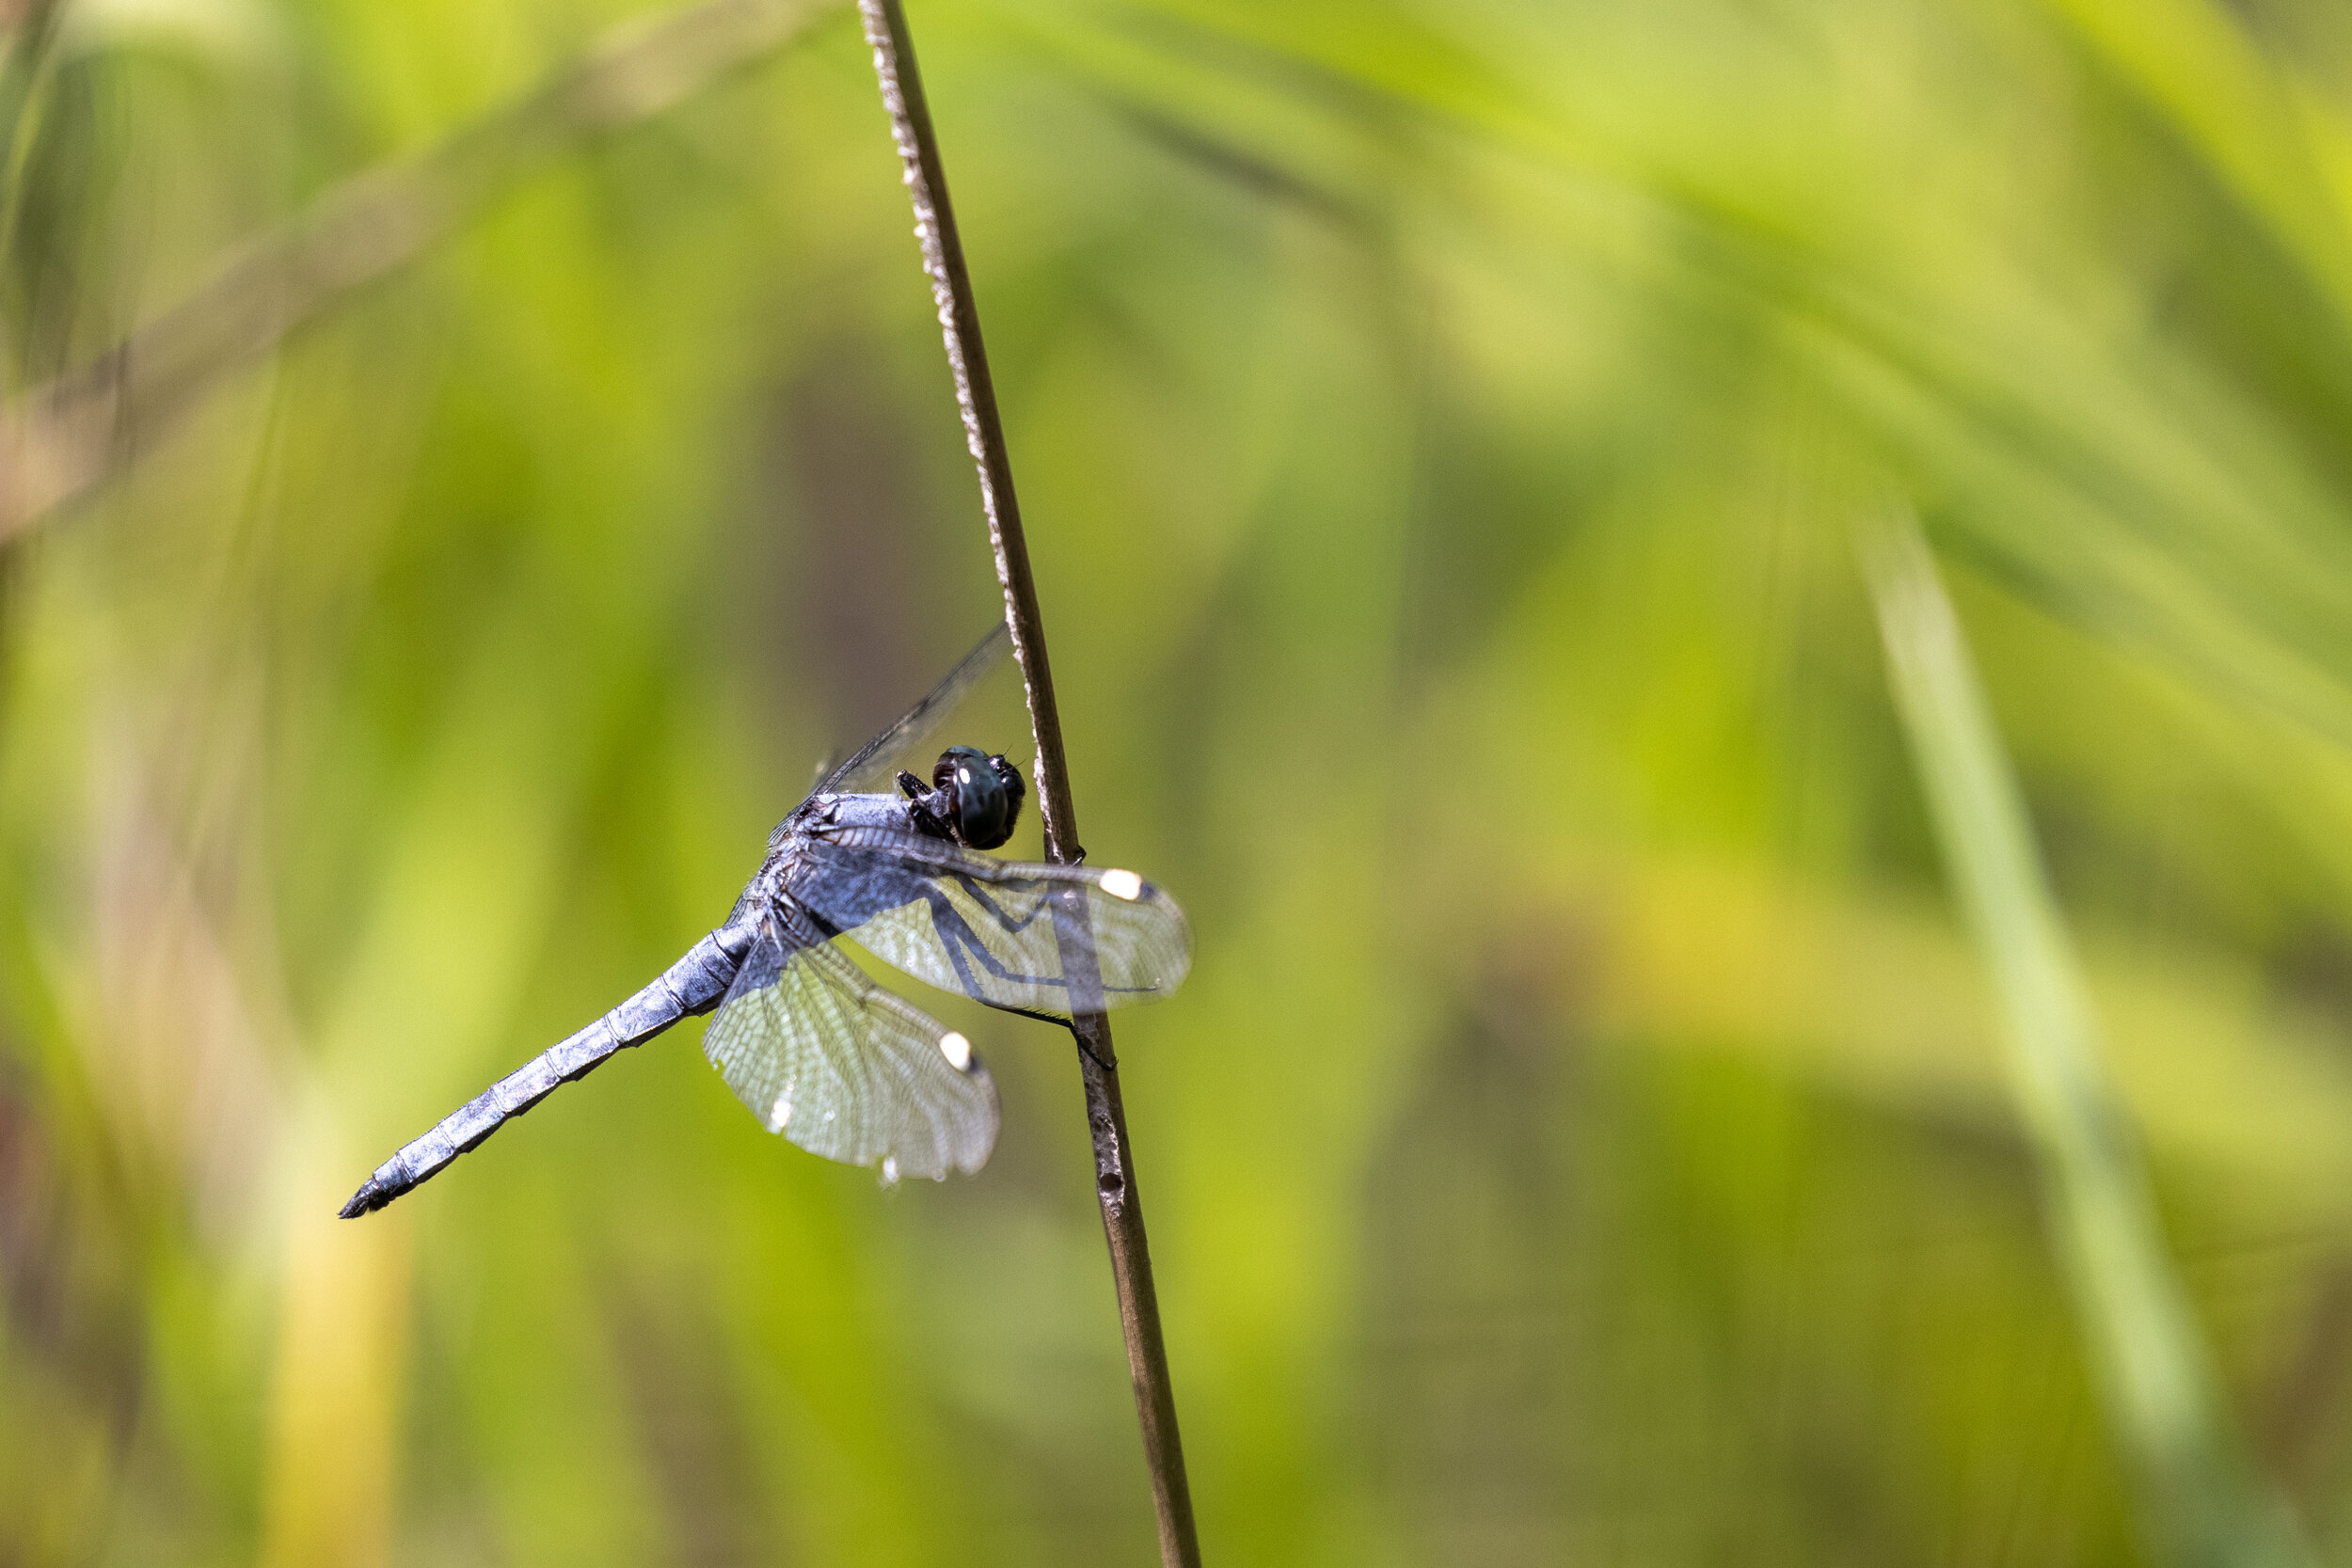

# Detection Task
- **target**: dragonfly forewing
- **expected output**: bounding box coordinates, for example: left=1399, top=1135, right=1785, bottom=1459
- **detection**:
left=791, top=828, right=1191, bottom=1017
left=819, top=623, right=1010, bottom=797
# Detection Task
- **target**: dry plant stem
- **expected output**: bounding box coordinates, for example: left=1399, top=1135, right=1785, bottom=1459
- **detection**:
left=858, top=3, right=1200, bottom=1563
left=0, top=0, right=829, bottom=545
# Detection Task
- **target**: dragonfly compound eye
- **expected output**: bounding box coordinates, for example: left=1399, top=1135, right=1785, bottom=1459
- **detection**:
left=933, top=746, right=1024, bottom=848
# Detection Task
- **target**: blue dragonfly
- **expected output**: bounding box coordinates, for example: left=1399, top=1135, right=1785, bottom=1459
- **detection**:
left=341, top=626, right=1189, bottom=1216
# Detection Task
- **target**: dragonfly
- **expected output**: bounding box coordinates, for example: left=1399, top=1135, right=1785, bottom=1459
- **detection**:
left=340, top=625, right=1190, bottom=1217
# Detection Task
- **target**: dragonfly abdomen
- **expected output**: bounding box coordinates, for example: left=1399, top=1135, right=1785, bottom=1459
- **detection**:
left=339, top=924, right=755, bottom=1217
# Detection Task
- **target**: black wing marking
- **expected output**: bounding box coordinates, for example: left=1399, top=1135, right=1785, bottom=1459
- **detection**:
left=820, top=622, right=1012, bottom=797
left=703, top=904, right=999, bottom=1180
left=790, top=827, right=1191, bottom=1017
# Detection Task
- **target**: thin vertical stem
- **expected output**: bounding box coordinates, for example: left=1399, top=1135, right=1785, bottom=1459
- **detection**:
left=856, top=5, right=1202, bottom=1565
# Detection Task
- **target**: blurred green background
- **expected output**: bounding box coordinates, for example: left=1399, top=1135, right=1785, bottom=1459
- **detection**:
left=10, top=0, right=2352, bottom=1561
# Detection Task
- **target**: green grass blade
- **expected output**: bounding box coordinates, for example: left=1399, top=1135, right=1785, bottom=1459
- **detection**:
left=1867, top=514, right=2308, bottom=1568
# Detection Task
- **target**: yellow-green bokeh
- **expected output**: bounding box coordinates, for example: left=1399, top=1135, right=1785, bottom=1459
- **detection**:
left=10, top=0, right=2352, bottom=1562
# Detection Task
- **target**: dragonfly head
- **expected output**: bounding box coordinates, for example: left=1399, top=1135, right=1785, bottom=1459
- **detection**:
left=934, top=746, right=1025, bottom=849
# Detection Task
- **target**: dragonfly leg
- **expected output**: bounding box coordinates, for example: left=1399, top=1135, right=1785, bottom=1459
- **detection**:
left=923, top=889, right=1064, bottom=998
left=923, top=885, right=1153, bottom=1009
left=955, top=875, right=1051, bottom=936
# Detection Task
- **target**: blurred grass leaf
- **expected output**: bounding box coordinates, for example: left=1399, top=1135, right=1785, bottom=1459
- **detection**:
left=1869, top=513, right=2306, bottom=1568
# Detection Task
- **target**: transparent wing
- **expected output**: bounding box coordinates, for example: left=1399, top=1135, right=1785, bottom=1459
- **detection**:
left=703, top=907, right=998, bottom=1180
left=820, top=622, right=1012, bottom=797
left=791, top=827, right=1192, bottom=1016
